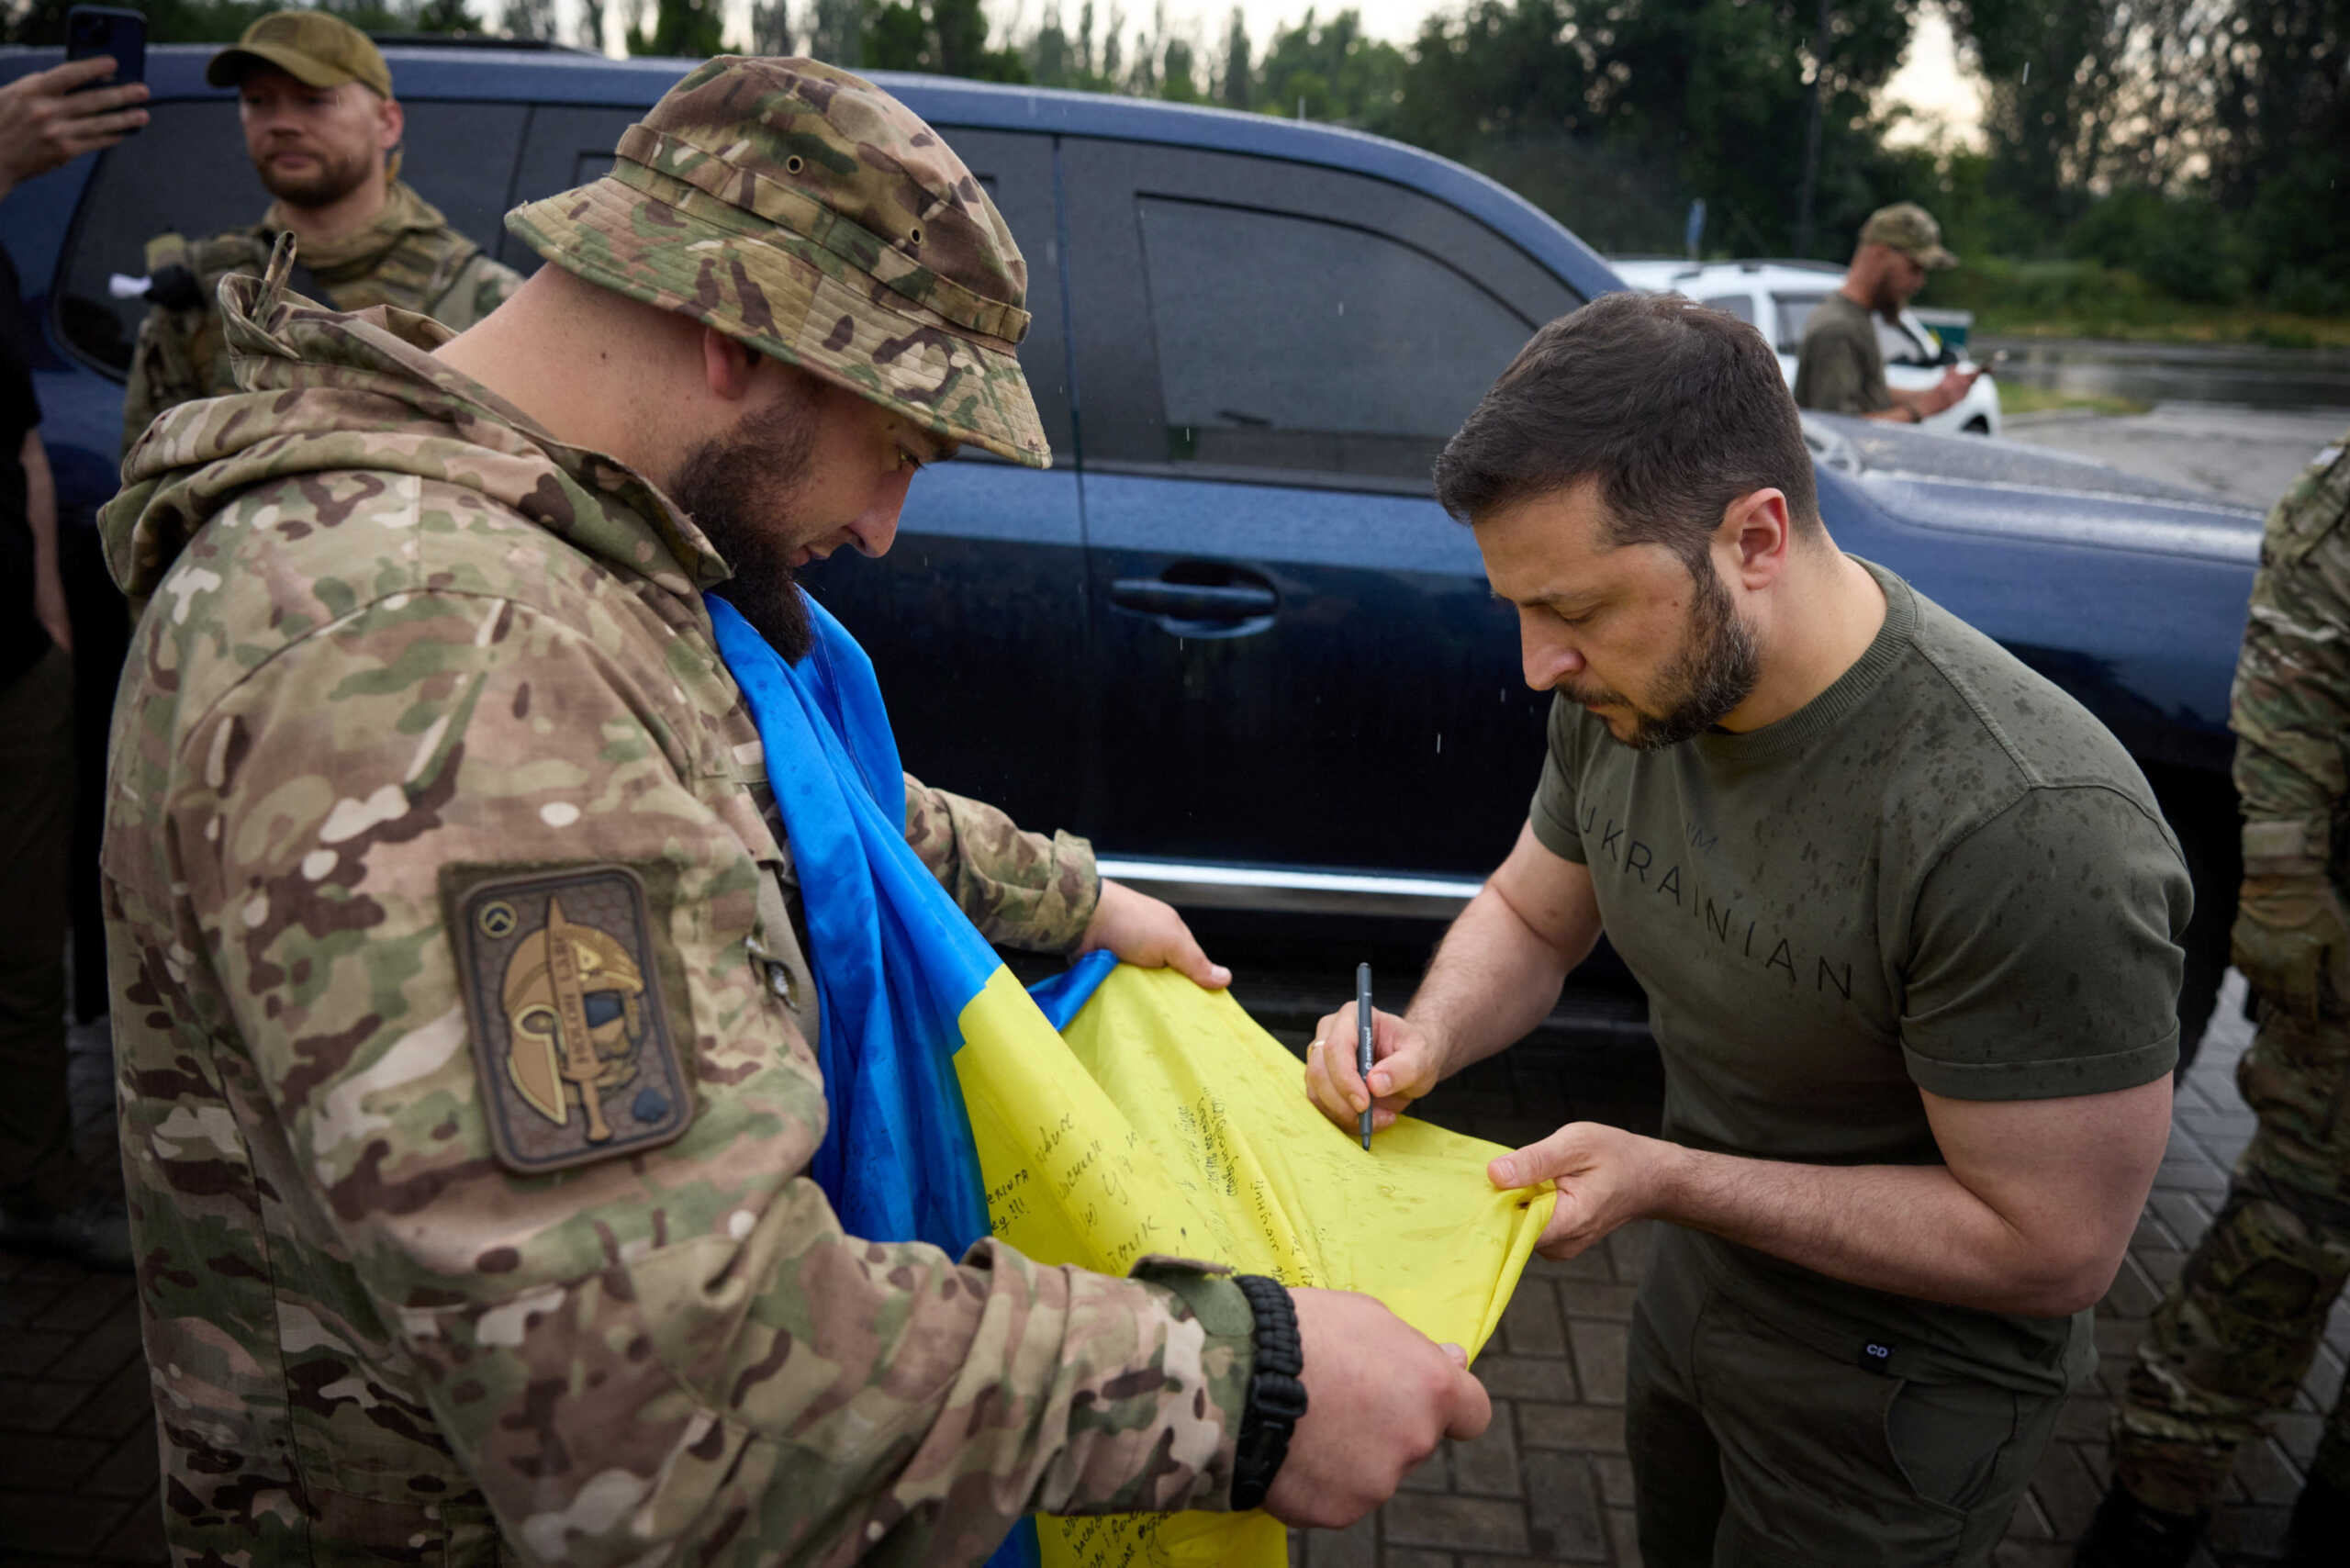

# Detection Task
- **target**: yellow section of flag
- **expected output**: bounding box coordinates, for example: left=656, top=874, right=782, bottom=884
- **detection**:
left=955, top=964, right=1556, bottom=1568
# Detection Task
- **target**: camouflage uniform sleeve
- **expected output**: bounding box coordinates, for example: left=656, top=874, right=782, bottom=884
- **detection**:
left=120, top=303, right=204, bottom=457
left=162, top=578, right=1247, bottom=1562
left=904, top=772, right=1103, bottom=953
left=2231, top=433, right=2350, bottom=852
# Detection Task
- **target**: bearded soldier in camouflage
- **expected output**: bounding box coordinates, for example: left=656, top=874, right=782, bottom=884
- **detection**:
left=118, top=12, right=520, bottom=454
left=100, top=56, right=1489, bottom=1565
left=2079, top=429, right=2350, bottom=1568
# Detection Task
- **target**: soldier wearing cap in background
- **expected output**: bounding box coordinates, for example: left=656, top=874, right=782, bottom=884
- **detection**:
left=118, top=9, right=520, bottom=454
left=1794, top=201, right=1981, bottom=424
left=97, top=55, right=1489, bottom=1563
left=2076, top=427, right=2350, bottom=1568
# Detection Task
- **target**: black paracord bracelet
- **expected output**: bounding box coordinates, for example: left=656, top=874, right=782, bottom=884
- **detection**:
left=1229, top=1273, right=1308, bottom=1512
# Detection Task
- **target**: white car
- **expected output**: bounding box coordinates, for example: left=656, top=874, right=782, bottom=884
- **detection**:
left=1610, top=258, right=2002, bottom=437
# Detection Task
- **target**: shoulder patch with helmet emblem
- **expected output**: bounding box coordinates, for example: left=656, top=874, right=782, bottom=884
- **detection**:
left=446, top=865, right=693, bottom=1173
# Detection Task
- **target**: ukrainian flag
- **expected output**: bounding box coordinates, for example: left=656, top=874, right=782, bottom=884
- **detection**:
left=710, top=593, right=1551, bottom=1568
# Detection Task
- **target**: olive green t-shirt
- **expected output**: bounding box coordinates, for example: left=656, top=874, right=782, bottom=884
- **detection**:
left=1793, top=292, right=1894, bottom=415
left=1528, top=561, right=2189, bottom=1393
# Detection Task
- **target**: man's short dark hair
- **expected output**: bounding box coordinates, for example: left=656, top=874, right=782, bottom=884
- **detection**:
left=1433, top=291, right=1820, bottom=568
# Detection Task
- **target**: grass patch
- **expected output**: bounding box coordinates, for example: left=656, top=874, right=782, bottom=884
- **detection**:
left=1972, top=308, right=2350, bottom=349
left=1928, top=258, right=2350, bottom=349
left=1997, top=385, right=2154, bottom=418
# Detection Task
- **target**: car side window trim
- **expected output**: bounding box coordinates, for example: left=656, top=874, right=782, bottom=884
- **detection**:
left=1062, top=137, right=1580, bottom=493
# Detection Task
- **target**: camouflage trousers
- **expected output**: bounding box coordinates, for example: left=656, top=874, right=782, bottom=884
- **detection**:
left=2113, top=1003, right=2350, bottom=1515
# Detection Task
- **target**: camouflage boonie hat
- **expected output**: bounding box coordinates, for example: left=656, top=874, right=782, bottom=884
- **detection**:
left=206, top=11, right=394, bottom=99
left=506, top=56, right=1049, bottom=468
left=1859, top=202, right=1958, bottom=269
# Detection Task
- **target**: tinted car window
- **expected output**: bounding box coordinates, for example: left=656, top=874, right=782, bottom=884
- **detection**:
left=1773, top=292, right=1828, bottom=354
left=1699, top=291, right=1756, bottom=325
left=1135, top=196, right=1532, bottom=481
left=56, top=97, right=527, bottom=375
left=1062, top=139, right=1576, bottom=491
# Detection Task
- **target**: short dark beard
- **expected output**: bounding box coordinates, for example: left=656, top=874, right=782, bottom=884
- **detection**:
left=670, top=392, right=819, bottom=662
left=255, top=145, right=377, bottom=209
left=1600, top=556, right=1762, bottom=752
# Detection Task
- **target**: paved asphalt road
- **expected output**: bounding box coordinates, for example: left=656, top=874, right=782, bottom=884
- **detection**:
left=2004, top=400, right=2345, bottom=508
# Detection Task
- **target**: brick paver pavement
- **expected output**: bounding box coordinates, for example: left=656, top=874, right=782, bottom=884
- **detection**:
left=6, top=975, right=2343, bottom=1565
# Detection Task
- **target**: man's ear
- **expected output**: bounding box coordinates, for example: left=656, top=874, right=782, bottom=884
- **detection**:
left=699, top=327, right=758, bottom=402
left=375, top=95, right=405, bottom=155
left=1719, top=488, right=1793, bottom=589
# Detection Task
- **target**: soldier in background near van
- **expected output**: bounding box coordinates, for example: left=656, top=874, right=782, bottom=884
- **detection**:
left=118, top=10, right=519, bottom=454
left=1793, top=202, right=1979, bottom=425
left=2079, top=429, right=2350, bottom=1568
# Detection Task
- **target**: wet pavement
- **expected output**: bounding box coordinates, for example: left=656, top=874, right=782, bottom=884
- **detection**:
left=5, top=972, right=2341, bottom=1565
left=2003, top=401, right=2345, bottom=510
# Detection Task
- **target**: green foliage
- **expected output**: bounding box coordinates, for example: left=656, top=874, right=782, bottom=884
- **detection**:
left=859, top=0, right=1029, bottom=79
left=748, top=0, right=789, bottom=53
left=409, top=0, right=476, bottom=31
left=2066, top=187, right=2251, bottom=306
left=1219, top=6, right=1248, bottom=109
left=626, top=0, right=721, bottom=57
left=1943, top=0, right=2350, bottom=324
left=1255, top=8, right=1404, bottom=128
left=499, top=0, right=554, bottom=39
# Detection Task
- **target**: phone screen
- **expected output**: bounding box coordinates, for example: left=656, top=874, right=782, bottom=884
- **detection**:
left=64, top=6, right=148, bottom=90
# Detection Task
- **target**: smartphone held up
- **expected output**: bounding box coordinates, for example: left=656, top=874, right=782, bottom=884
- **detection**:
left=65, top=6, right=148, bottom=104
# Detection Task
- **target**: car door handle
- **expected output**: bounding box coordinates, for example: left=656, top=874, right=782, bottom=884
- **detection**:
left=1108, top=579, right=1279, bottom=621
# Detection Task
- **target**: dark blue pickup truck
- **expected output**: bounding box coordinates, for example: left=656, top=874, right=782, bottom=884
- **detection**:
left=1, top=42, right=2266, bottom=1056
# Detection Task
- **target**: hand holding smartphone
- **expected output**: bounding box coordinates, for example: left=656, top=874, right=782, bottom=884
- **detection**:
left=65, top=6, right=149, bottom=93
left=0, top=9, right=149, bottom=193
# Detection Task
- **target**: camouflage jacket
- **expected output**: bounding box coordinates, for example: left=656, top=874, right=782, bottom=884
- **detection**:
left=120, top=180, right=522, bottom=454
left=99, top=274, right=1254, bottom=1566
left=2231, top=427, right=2350, bottom=884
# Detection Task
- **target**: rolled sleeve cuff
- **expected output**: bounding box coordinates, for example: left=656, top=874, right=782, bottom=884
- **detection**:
left=1903, top=1027, right=2178, bottom=1102
left=1042, top=829, right=1102, bottom=954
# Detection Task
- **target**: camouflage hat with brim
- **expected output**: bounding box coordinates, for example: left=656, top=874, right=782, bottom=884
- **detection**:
left=206, top=10, right=394, bottom=99
left=505, top=56, right=1049, bottom=469
left=1859, top=201, right=1959, bottom=270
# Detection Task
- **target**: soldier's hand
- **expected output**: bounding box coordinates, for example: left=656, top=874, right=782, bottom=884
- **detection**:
left=1264, top=1287, right=1491, bottom=1528
left=1078, top=880, right=1231, bottom=988
left=0, top=58, right=150, bottom=196
left=2232, top=871, right=2350, bottom=1022
left=1304, top=1002, right=1442, bottom=1136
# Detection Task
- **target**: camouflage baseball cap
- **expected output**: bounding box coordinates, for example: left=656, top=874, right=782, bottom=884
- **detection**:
left=206, top=11, right=394, bottom=99
left=506, top=57, right=1049, bottom=468
left=1859, top=202, right=1958, bottom=269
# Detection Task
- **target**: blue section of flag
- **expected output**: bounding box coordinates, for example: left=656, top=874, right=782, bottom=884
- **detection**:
left=1030, top=947, right=1118, bottom=1031
left=709, top=592, right=1044, bottom=1568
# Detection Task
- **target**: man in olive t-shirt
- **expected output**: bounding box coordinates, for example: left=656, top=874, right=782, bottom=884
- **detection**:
left=1793, top=202, right=1979, bottom=424
left=1302, top=293, right=2187, bottom=1566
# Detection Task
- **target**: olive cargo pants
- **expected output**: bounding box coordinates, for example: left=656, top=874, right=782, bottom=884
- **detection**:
left=1626, top=1223, right=2064, bottom=1566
